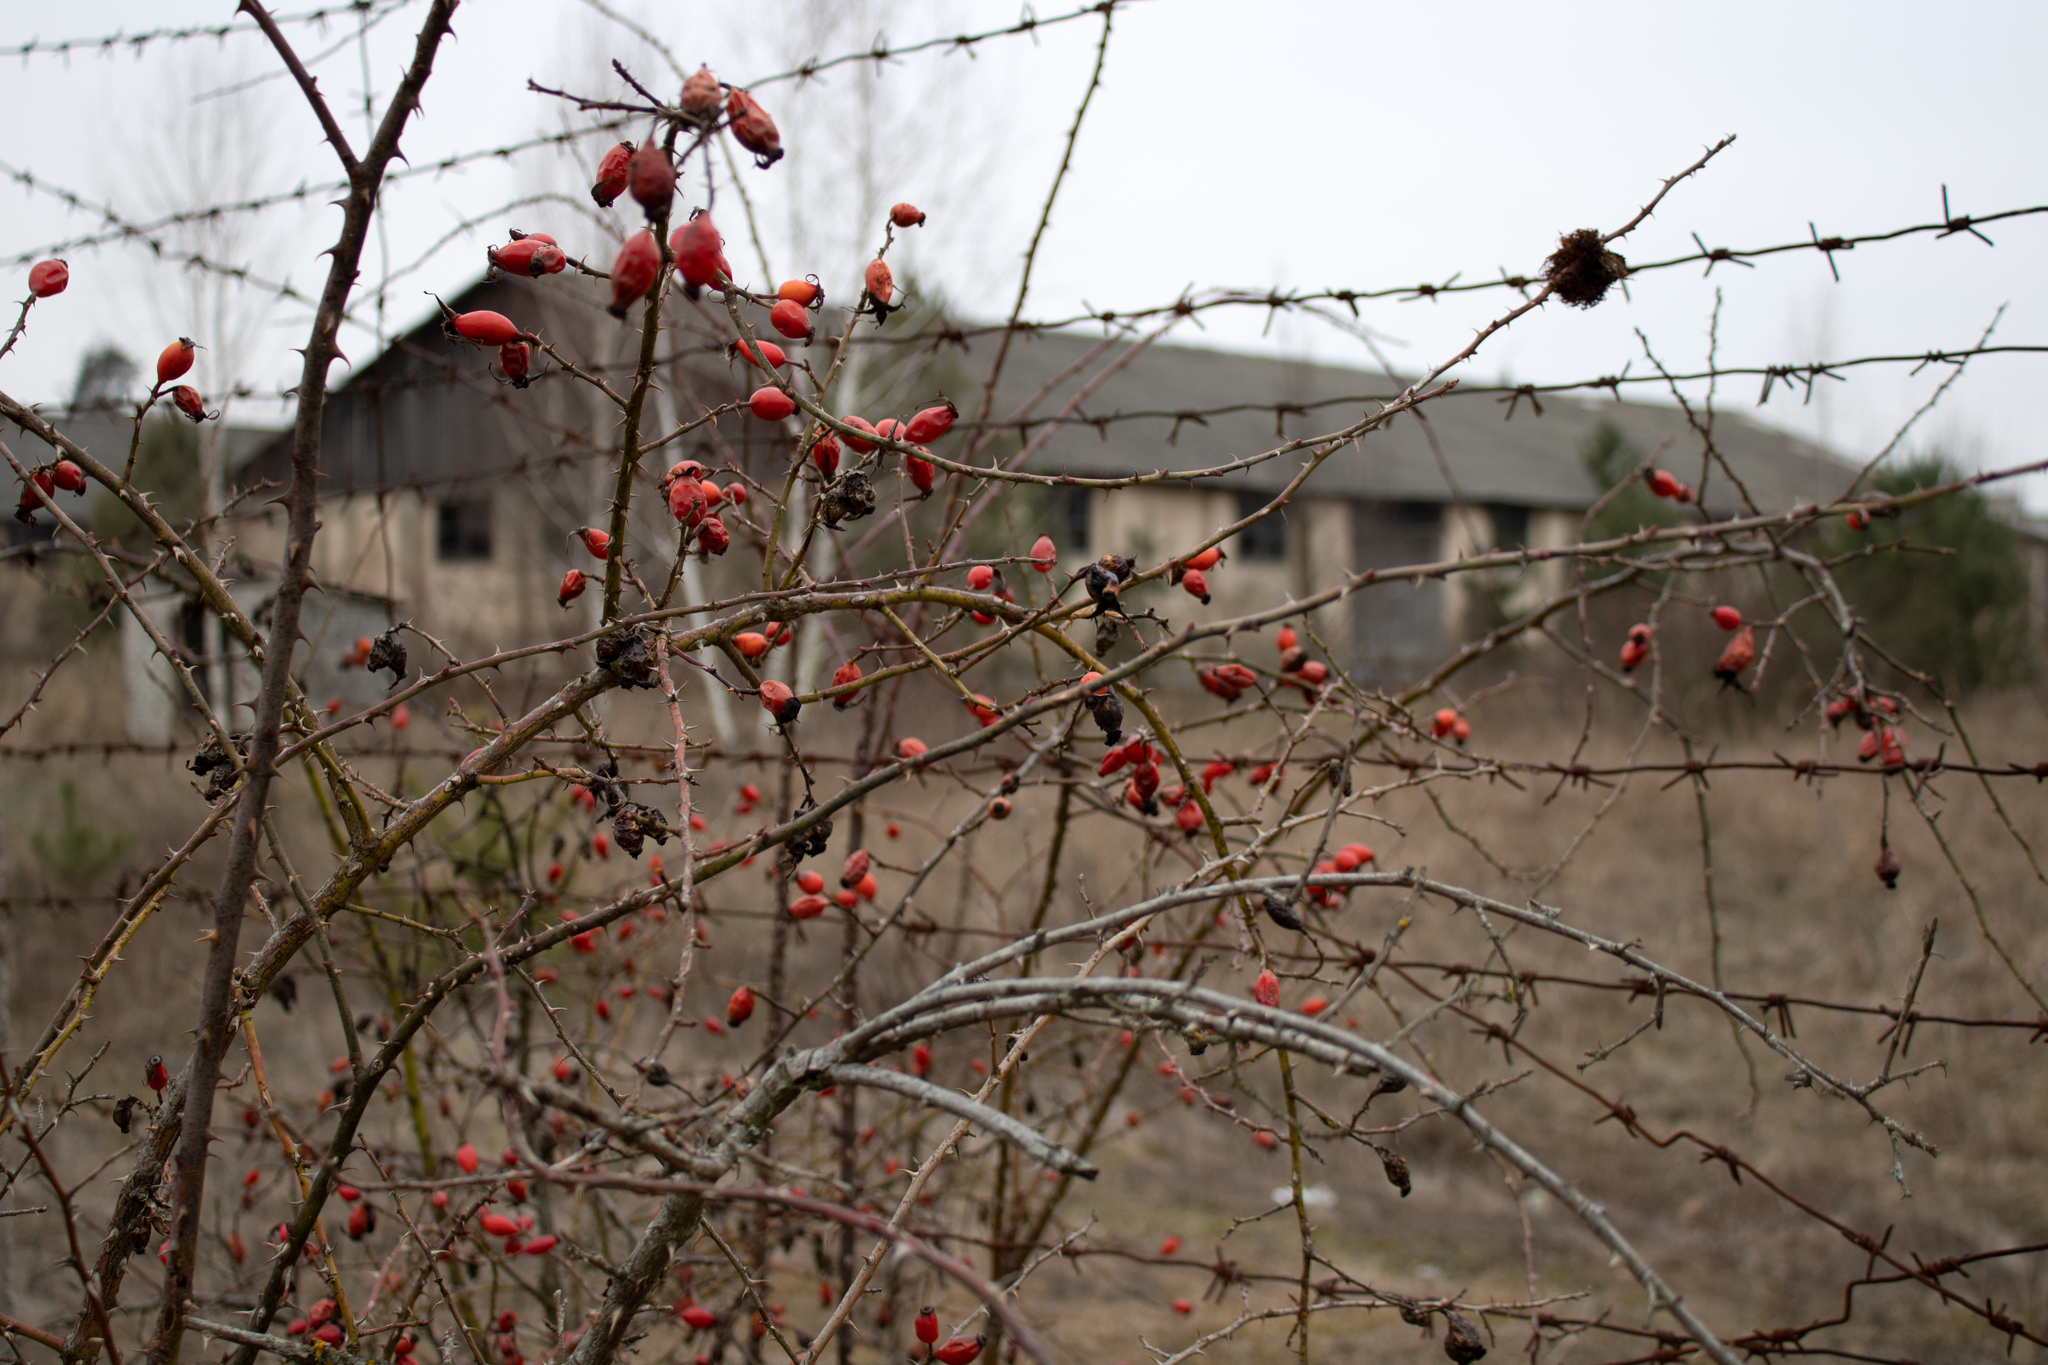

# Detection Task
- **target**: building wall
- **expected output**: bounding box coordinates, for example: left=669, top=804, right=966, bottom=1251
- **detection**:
left=1076, top=485, right=1602, bottom=682
left=1085, top=484, right=1353, bottom=665
left=237, top=468, right=629, bottom=668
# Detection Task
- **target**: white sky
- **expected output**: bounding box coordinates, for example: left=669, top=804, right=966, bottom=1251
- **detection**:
left=3, top=0, right=2044, bottom=508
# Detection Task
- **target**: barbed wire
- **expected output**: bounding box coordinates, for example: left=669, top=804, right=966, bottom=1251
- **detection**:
left=0, top=0, right=410, bottom=62
left=3, top=9, right=2045, bottom=1365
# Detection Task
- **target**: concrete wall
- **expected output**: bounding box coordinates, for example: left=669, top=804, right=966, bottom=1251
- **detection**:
left=1086, top=484, right=1353, bottom=663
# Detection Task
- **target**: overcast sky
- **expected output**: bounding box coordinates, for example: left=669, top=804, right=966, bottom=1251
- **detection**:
left=4, top=0, right=2044, bottom=508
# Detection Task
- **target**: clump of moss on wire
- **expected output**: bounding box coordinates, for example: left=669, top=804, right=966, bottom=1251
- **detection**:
left=1545, top=228, right=1629, bottom=308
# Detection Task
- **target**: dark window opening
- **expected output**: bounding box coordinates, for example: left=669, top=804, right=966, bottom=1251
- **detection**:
left=437, top=497, right=493, bottom=561
left=1488, top=503, right=1530, bottom=549
left=1049, top=486, right=1091, bottom=553
left=175, top=595, right=213, bottom=702
left=1236, top=490, right=1287, bottom=561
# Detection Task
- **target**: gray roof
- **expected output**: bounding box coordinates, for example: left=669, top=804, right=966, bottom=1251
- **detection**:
left=995, top=330, right=1857, bottom=514
left=220, top=274, right=1857, bottom=517
left=235, top=273, right=747, bottom=498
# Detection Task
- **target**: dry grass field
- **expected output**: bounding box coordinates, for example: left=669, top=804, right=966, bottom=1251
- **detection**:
left=3, top=629, right=2043, bottom=1364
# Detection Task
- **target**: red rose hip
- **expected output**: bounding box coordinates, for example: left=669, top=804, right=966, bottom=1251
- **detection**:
left=28, top=260, right=67, bottom=297
left=157, top=338, right=197, bottom=385
left=591, top=142, right=634, bottom=207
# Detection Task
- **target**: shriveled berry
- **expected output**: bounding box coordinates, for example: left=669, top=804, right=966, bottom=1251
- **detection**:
left=488, top=236, right=567, bottom=278
left=830, top=660, right=863, bottom=709
left=1442, top=1311, right=1485, bottom=1363
left=609, top=230, right=661, bottom=318
left=671, top=213, right=726, bottom=298
left=668, top=474, right=707, bottom=526
left=1251, top=969, right=1279, bottom=1008
left=680, top=65, right=721, bottom=122
left=499, top=340, right=531, bottom=386
left=811, top=434, right=841, bottom=480
left=170, top=385, right=207, bottom=423
left=628, top=142, right=676, bottom=216
left=1713, top=626, right=1756, bottom=683
left=591, top=142, right=634, bottom=207
left=864, top=259, right=894, bottom=307
left=725, top=88, right=783, bottom=167
left=696, top=514, right=730, bottom=555
left=759, top=679, right=800, bottom=725
left=841, top=849, right=870, bottom=888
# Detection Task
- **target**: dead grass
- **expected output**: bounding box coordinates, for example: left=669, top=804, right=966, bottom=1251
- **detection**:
left=2, top=649, right=2045, bottom=1362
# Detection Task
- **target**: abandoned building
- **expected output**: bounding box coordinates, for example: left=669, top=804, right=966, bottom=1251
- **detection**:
left=13, top=263, right=2036, bottom=744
